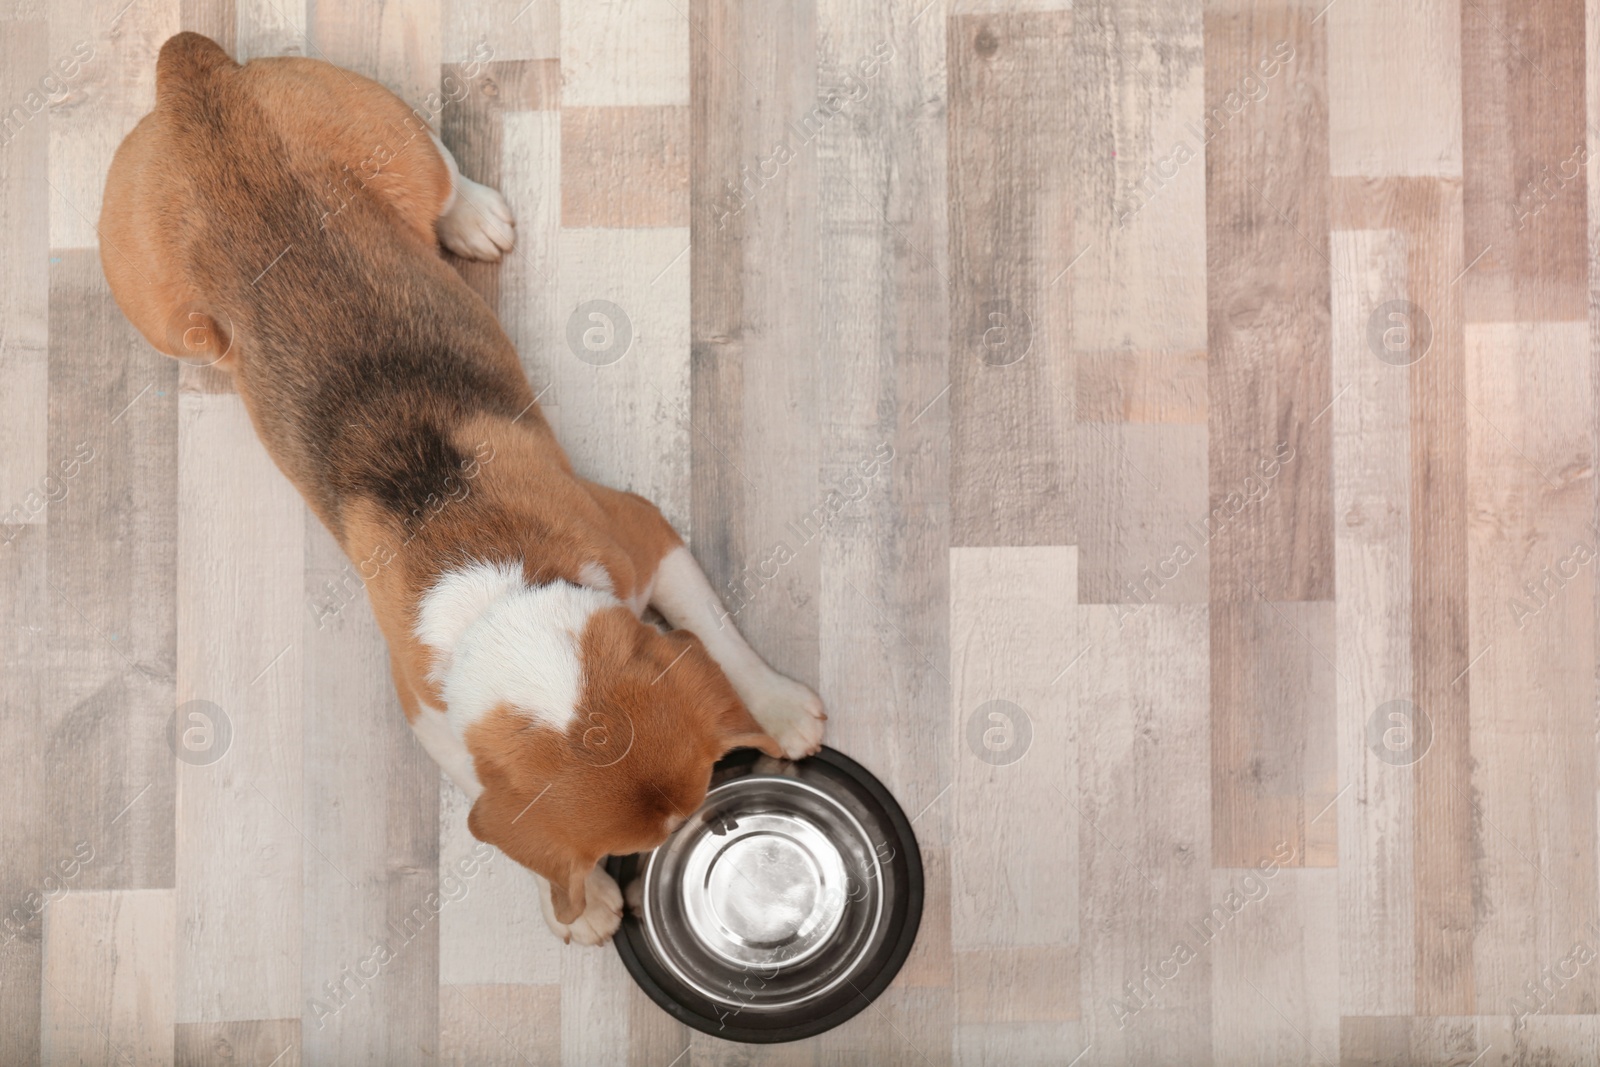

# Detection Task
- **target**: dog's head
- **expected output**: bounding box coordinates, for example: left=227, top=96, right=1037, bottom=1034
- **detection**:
left=418, top=563, right=780, bottom=924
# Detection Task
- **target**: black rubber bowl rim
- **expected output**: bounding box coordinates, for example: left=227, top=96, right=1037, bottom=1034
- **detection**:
left=608, top=745, right=924, bottom=1044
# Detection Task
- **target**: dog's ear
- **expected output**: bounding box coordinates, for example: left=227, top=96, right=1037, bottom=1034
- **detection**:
left=466, top=765, right=596, bottom=925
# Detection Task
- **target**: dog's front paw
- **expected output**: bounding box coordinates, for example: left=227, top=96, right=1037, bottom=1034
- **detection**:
left=744, top=672, right=827, bottom=759
left=540, top=866, right=624, bottom=946
left=438, top=176, right=516, bottom=261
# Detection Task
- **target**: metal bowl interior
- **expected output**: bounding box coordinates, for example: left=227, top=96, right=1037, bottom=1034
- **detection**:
left=609, top=747, right=923, bottom=1044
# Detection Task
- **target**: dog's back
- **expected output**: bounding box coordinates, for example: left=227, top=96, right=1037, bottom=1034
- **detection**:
left=101, top=33, right=536, bottom=537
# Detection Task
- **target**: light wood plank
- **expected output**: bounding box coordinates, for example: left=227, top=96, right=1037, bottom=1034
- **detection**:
left=1210, top=600, right=1338, bottom=868
left=948, top=11, right=1073, bottom=547
left=1325, top=0, right=1462, bottom=177
left=560, top=0, right=688, bottom=107
left=41, top=889, right=175, bottom=1067
left=561, top=106, right=690, bottom=228
left=1072, top=604, right=1210, bottom=1065
left=1070, top=0, right=1206, bottom=353
left=1075, top=423, right=1208, bottom=605
left=1460, top=0, right=1588, bottom=321
left=1204, top=0, right=1332, bottom=602
left=439, top=984, right=560, bottom=1067
left=174, top=1019, right=300, bottom=1067
left=48, top=0, right=177, bottom=248
left=1211, top=868, right=1339, bottom=1067
left=0, top=19, right=50, bottom=521
left=1465, top=321, right=1597, bottom=1014
left=1330, top=227, right=1415, bottom=1016
left=949, top=547, right=1076, bottom=950
left=548, top=227, right=692, bottom=534
left=175, top=392, right=304, bottom=1023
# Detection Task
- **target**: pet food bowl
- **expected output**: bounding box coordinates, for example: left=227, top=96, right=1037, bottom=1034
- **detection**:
left=608, top=746, right=923, bottom=1043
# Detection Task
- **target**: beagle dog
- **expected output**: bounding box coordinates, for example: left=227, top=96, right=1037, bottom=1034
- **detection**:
left=100, top=33, right=826, bottom=945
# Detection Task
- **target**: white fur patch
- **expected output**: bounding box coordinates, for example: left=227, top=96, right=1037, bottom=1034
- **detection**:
left=417, top=561, right=620, bottom=740
left=577, top=561, right=614, bottom=594
left=410, top=701, right=483, bottom=801
left=414, top=560, right=524, bottom=685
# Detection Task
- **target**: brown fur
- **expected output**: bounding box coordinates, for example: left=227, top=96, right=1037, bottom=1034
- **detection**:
left=101, top=33, right=780, bottom=925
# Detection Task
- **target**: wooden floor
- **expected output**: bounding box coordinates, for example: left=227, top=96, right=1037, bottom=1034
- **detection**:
left=2, top=0, right=1597, bottom=1063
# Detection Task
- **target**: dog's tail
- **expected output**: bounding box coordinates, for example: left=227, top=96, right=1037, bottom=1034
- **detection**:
left=156, top=32, right=238, bottom=103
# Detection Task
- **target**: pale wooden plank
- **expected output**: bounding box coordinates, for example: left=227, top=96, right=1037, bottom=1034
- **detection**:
left=948, top=11, right=1073, bottom=547
left=46, top=249, right=178, bottom=891
left=1339, top=1016, right=1505, bottom=1067
left=1075, top=348, right=1207, bottom=425
left=236, top=0, right=306, bottom=60
left=949, top=547, right=1076, bottom=950
left=1070, top=0, right=1206, bottom=353
left=1330, top=227, right=1414, bottom=1016
left=549, top=227, right=692, bottom=534
left=561, top=106, right=690, bottom=228
left=48, top=0, right=177, bottom=248
left=491, top=100, right=561, bottom=385
left=442, top=0, right=556, bottom=64
left=1211, top=868, right=1339, bottom=1067
left=0, top=19, right=49, bottom=521
left=438, top=780, right=563, bottom=987
left=1329, top=175, right=1472, bottom=1017
left=818, top=986, right=953, bottom=1066
left=1325, top=0, right=1462, bottom=177
left=953, top=1023, right=1086, bottom=1067
left=175, top=392, right=304, bottom=1023
left=1465, top=321, right=1597, bottom=1013
left=1460, top=0, right=1588, bottom=321
left=174, top=1019, right=300, bottom=1067
left=811, top=16, right=950, bottom=1054
left=309, top=0, right=442, bottom=105
left=1204, top=0, right=1332, bottom=601
left=0, top=524, right=50, bottom=1064
left=1210, top=600, right=1338, bottom=868
left=559, top=951, right=629, bottom=1067
left=439, top=984, right=560, bottom=1067
left=1074, top=423, right=1208, bottom=605
left=41, top=889, right=175, bottom=1067
left=559, top=0, right=689, bottom=107
left=1072, top=604, right=1210, bottom=1065
left=300, top=519, right=439, bottom=1065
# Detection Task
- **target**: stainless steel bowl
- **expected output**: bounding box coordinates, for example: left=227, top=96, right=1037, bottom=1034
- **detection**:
left=609, top=746, right=923, bottom=1043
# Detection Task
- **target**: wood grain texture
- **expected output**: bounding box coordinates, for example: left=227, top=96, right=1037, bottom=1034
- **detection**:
left=1210, top=599, right=1338, bottom=868
left=41, top=889, right=175, bottom=1067
left=561, top=106, right=690, bottom=228
left=1330, top=226, right=1415, bottom=1016
left=1324, top=0, right=1462, bottom=177
left=4, top=0, right=1599, bottom=1060
left=949, top=547, right=1076, bottom=949
left=1210, top=869, right=1338, bottom=1067
left=948, top=10, right=1073, bottom=548
left=0, top=19, right=49, bottom=524
left=174, top=392, right=304, bottom=1024
left=1204, top=0, right=1332, bottom=602
left=1072, top=604, right=1211, bottom=1066
left=1465, top=321, right=1597, bottom=1016
left=1460, top=0, right=1587, bottom=322
left=174, top=1019, right=300, bottom=1067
